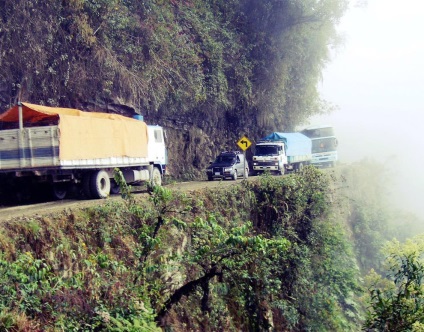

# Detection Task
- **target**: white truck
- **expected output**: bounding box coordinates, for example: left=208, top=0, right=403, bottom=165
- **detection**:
left=301, top=125, right=338, bottom=168
left=252, top=132, right=312, bottom=175
left=0, top=102, right=167, bottom=201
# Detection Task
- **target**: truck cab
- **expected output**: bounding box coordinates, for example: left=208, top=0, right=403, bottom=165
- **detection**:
left=252, top=132, right=312, bottom=175
left=301, top=125, right=338, bottom=168
left=147, top=125, right=167, bottom=176
left=252, top=142, right=287, bottom=175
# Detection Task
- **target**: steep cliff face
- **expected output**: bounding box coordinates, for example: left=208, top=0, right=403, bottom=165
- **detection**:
left=0, top=0, right=347, bottom=178
left=0, top=168, right=364, bottom=331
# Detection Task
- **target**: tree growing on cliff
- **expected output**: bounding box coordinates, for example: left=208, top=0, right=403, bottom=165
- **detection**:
left=156, top=214, right=290, bottom=329
left=363, top=236, right=424, bottom=331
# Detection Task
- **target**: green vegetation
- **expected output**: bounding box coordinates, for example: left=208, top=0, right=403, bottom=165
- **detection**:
left=1, top=162, right=423, bottom=330
left=363, top=237, right=424, bottom=331
left=0, top=0, right=347, bottom=176
left=0, top=0, right=345, bottom=125
left=0, top=0, right=422, bottom=327
left=0, top=167, right=365, bottom=331
left=330, top=160, right=424, bottom=331
left=337, top=160, right=424, bottom=275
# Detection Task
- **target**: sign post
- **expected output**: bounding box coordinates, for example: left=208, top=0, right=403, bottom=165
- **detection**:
left=237, top=135, right=252, bottom=179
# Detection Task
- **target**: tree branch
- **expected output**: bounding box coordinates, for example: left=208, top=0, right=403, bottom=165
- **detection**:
left=156, top=266, right=223, bottom=324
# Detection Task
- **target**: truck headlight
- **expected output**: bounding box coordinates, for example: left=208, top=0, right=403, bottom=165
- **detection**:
left=224, top=167, right=232, bottom=172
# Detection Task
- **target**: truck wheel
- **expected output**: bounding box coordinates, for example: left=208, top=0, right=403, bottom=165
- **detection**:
left=151, top=167, right=162, bottom=186
left=110, top=180, right=120, bottom=194
left=208, top=176, right=213, bottom=181
left=298, top=163, right=304, bottom=172
left=90, top=170, right=111, bottom=199
left=52, top=184, right=67, bottom=200
left=232, top=170, right=238, bottom=181
left=82, top=172, right=93, bottom=199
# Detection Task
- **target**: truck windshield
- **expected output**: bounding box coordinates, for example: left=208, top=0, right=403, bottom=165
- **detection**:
left=302, top=127, right=334, bottom=138
left=255, top=145, right=279, bottom=156
left=312, top=137, right=337, bottom=153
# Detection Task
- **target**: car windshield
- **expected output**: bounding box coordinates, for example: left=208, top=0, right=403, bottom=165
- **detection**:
left=255, top=145, right=278, bottom=156
left=215, top=155, right=235, bottom=163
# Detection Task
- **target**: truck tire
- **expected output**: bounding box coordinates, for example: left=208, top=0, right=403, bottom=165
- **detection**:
left=52, top=184, right=67, bottom=200
left=90, top=170, right=111, bottom=199
left=151, top=167, right=162, bottom=187
left=110, top=180, right=120, bottom=194
left=297, top=162, right=304, bottom=172
left=81, top=172, right=93, bottom=199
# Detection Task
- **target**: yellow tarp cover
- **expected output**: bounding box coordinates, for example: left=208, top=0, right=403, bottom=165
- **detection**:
left=0, top=102, right=148, bottom=160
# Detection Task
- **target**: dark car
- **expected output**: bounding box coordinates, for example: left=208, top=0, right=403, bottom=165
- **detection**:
left=206, top=151, right=249, bottom=181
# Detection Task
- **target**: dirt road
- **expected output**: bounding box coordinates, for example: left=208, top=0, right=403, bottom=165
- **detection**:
left=0, top=177, right=255, bottom=222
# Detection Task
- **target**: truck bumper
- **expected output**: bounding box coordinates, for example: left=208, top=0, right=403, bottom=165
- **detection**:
left=253, top=165, right=279, bottom=172
left=311, top=161, right=335, bottom=168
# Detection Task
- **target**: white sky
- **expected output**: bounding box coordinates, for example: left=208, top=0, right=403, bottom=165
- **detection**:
left=312, top=0, right=424, bottom=217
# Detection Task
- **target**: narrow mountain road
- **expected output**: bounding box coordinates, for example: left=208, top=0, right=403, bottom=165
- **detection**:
left=0, top=176, right=258, bottom=222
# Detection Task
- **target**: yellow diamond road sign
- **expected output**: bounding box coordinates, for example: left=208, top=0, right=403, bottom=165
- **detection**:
left=237, top=136, right=252, bottom=151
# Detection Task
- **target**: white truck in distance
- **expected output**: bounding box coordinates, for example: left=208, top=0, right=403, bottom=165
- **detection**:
left=301, top=125, right=338, bottom=168
left=0, top=102, right=167, bottom=201
left=252, top=132, right=312, bottom=175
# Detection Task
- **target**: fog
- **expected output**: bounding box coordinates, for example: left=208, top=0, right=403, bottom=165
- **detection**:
left=309, top=0, right=424, bottom=218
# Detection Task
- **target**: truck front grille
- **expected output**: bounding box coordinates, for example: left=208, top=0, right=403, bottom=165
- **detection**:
left=256, top=161, right=277, bottom=166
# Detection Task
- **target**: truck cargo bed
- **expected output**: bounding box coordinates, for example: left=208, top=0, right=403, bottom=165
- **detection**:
left=0, top=126, right=60, bottom=170
left=0, top=126, right=149, bottom=171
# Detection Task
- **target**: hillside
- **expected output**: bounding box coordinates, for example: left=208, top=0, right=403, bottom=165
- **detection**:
left=0, top=167, right=364, bottom=331
left=0, top=0, right=347, bottom=178
left=1, top=160, right=423, bottom=330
